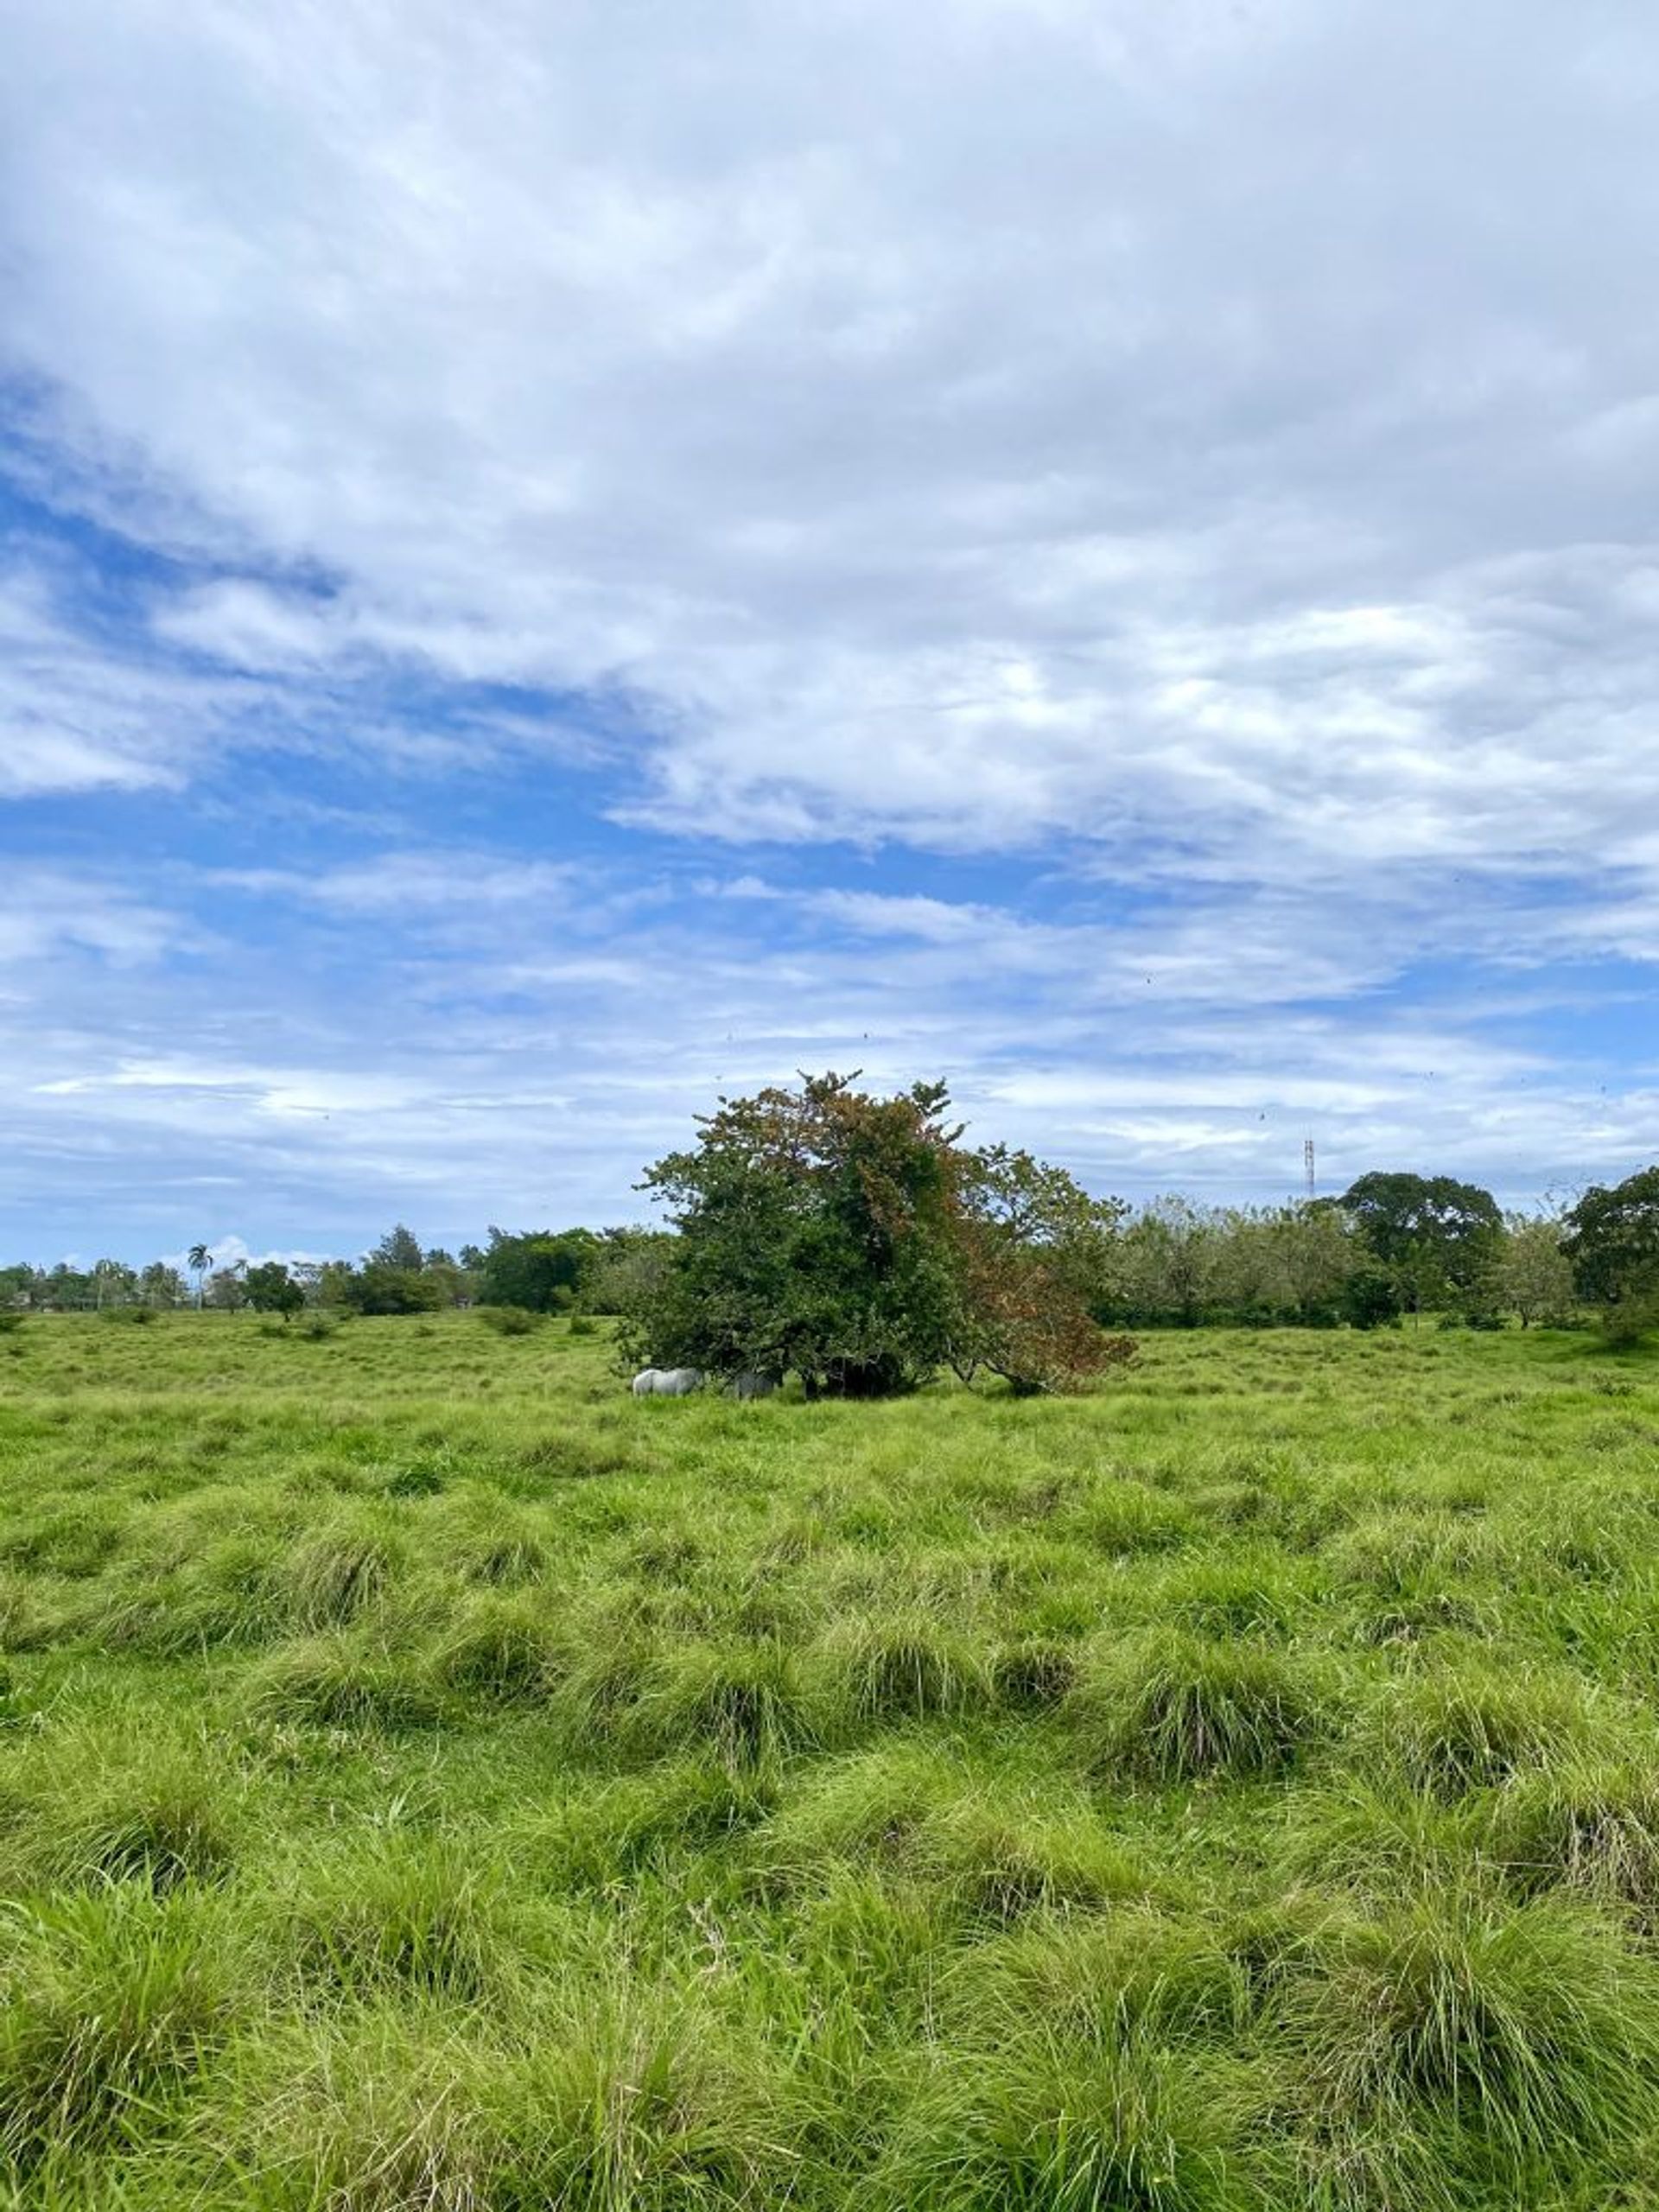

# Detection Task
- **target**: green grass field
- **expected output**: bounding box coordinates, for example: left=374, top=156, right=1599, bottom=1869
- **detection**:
left=3, top=1313, right=1659, bottom=2208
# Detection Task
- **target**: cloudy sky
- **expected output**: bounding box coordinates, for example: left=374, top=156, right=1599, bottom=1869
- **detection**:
left=3, top=0, right=1656, bottom=1262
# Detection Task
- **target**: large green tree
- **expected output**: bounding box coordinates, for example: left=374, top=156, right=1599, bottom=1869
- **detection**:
left=626, top=1073, right=1124, bottom=1396
left=1563, top=1167, right=1659, bottom=1341
left=1339, top=1172, right=1503, bottom=1311
left=476, top=1227, right=598, bottom=1313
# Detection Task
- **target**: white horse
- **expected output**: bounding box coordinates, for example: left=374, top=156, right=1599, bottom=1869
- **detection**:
left=631, top=1366, right=703, bottom=1397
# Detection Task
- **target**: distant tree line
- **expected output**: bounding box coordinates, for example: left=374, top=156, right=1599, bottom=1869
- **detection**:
left=5, top=1098, right=1659, bottom=1370
left=0, top=1223, right=663, bottom=1322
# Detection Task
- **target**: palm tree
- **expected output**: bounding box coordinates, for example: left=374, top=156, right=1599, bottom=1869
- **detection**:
left=188, top=1243, right=212, bottom=1310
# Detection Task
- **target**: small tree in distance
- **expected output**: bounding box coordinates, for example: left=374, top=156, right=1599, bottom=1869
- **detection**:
left=245, top=1261, right=306, bottom=1322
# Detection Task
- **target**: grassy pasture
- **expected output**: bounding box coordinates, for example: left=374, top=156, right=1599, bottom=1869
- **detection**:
left=2, top=1314, right=1659, bottom=2207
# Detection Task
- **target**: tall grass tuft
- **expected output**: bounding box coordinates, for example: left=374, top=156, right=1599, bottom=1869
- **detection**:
left=429, top=1592, right=567, bottom=1705
left=0, top=1889, right=234, bottom=2169
left=821, top=1613, right=992, bottom=1726
left=626, top=1640, right=823, bottom=1768
left=879, top=2035, right=1244, bottom=2212
left=281, top=1515, right=403, bottom=1629
left=246, top=1632, right=443, bottom=1731
left=1365, top=1662, right=1595, bottom=1797
left=286, top=1836, right=497, bottom=2001
left=1483, top=1758, right=1659, bottom=1921
left=1281, top=1895, right=1659, bottom=2196
left=1071, top=1632, right=1332, bottom=1783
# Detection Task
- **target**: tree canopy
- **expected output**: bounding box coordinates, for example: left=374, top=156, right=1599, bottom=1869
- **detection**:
left=1338, top=1171, right=1503, bottom=1309
left=1564, top=1167, right=1659, bottom=1338
left=623, top=1071, right=1128, bottom=1395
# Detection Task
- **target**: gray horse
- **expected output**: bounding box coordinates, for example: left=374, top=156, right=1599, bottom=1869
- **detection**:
left=631, top=1367, right=703, bottom=1397
left=726, top=1370, right=779, bottom=1400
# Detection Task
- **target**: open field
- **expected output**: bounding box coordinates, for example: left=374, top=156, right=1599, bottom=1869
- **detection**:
left=3, top=1315, right=1659, bottom=2208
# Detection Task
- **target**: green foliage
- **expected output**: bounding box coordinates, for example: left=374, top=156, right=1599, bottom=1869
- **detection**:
left=345, top=1262, right=447, bottom=1316
left=244, top=1260, right=306, bottom=1319
left=475, top=1225, right=597, bottom=1312
left=626, top=1071, right=1125, bottom=1395
left=476, top=1302, right=544, bottom=1335
left=1564, top=1166, right=1659, bottom=1324
left=1340, top=1172, right=1505, bottom=1306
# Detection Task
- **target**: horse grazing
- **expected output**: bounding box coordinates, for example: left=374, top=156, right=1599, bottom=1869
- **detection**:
left=726, top=1371, right=778, bottom=1400
left=631, top=1367, right=703, bottom=1397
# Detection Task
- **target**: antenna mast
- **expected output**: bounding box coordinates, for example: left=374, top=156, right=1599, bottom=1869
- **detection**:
left=1304, top=1137, right=1316, bottom=1201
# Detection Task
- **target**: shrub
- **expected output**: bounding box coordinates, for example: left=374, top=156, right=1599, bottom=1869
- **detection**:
left=477, top=1305, right=543, bottom=1337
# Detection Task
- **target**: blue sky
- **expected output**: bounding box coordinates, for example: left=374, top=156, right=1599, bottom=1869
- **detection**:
left=3, top=0, right=1657, bottom=1265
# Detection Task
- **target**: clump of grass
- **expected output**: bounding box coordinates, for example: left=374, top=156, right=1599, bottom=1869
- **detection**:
left=501, top=1988, right=799, bottom=2209
left=991, top=1637, right=1079, bottom=1710
left=1281, top=1896, right=1659, bottom=2193
left=246, top=1633, right=442, bottom=1732
left=287, top=1836, right=496, bottom=1999
left=23, top=1740, right=235, bottom=1897
left=879, top=2034, right=1242, bottom=2212
left=280, top=1516, right=402, bottom=1630
left=1364, top=1663, right=1595, bottom=1798
left=1483, top=1758, right=1659, bottom=1921
left=955, top=1909, right=1250, bottom=2048
left=0, top=1888, right=234, bottom=2167
left=1141, top=1555, right=1304, bottom=1639
left=429, top=1593, right=566, bottom=1705
left=453, top=1509, right=549, bottom=1587
left=553, top=1620, right=660, bottom=1750
left=756, top=1742, right=966, bottom=1885
left=1350, top=1589, right=1496, bottom=1647
left=626, top=1640, right=823, bottom=1768
left=820, top=1613, right=991, bottom=1726
left=1280, top=1779, right=1485, bottom=1907
left=385, top=1462, right=445, bottom=1497
left=922, top=1795, right=1149, bottom=1923
left=1071, top=1632, right=1332, bottom=1783
left=757, top=1745, right=1142, bottom=1920
left=519, top=1762, right=778, bottom=1891
left=1079, top=1482, right=1194, bottom=1557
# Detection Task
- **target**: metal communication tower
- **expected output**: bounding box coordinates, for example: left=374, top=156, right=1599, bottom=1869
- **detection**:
left=1304, top=1137, right=1316, bottom=1201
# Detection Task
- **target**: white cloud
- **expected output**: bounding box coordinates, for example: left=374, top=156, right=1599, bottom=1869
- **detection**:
left=3, top=1, right=1659, bottom=1251
left=0, top=0, right=1656, bottom=886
